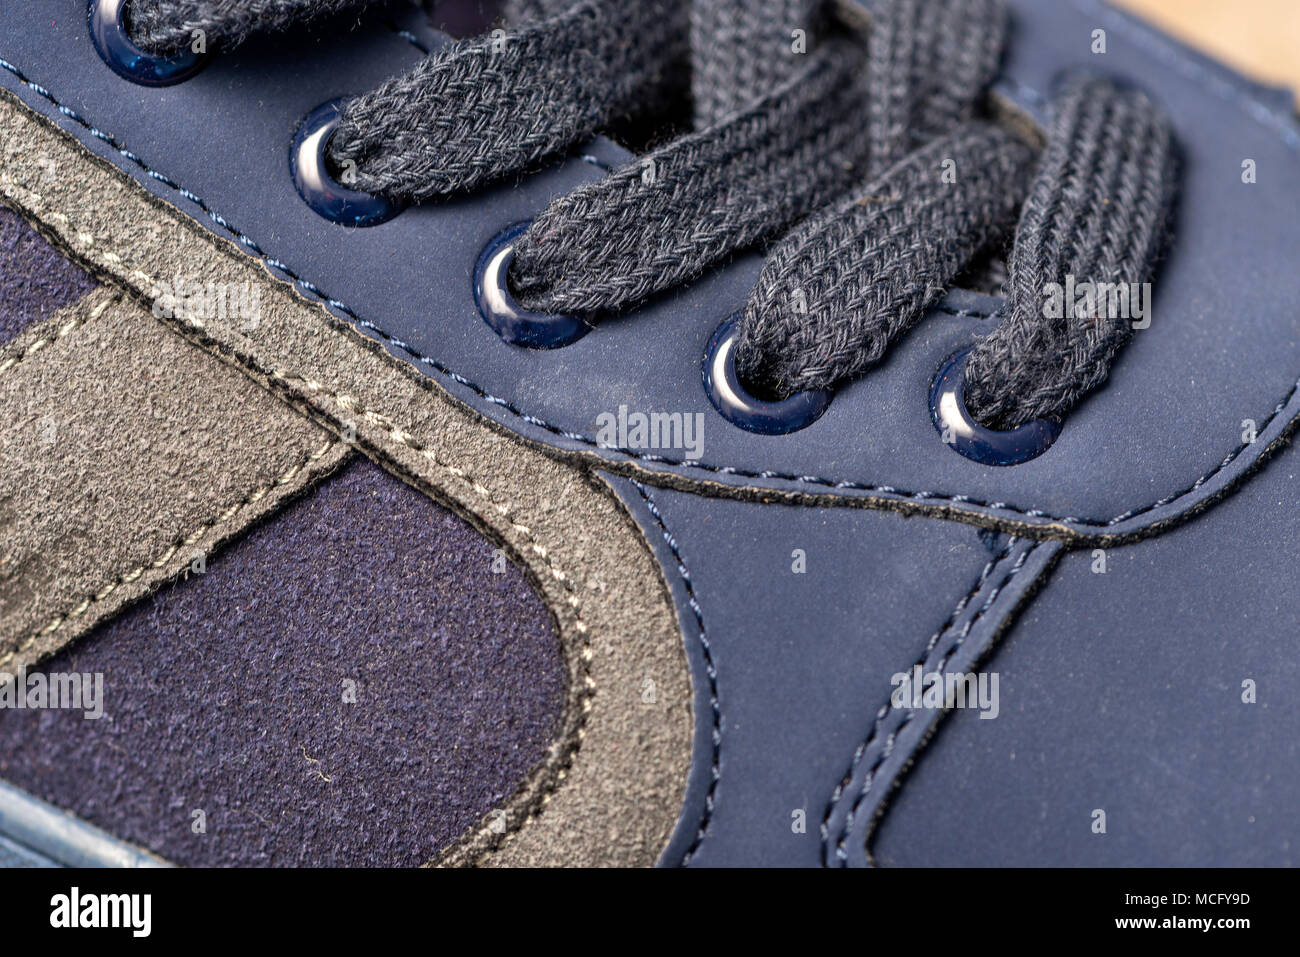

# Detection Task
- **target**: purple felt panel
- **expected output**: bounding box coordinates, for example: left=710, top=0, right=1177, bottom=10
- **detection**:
left=0, top=458, right=565, bottom=866
left=0, top=203, right=98, bottom=344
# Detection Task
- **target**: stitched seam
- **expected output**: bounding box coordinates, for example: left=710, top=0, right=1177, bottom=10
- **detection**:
left=834, top=542, right=1033, bottom=866
left=0, top=290, right=117, bottom=377
left=0, top=180, right=598, bottom=853
left=629, top=480, right=719, bottom=866
left=820, top=539, right=1036, bottom=865
left=0, top=185, right=596, bottom=737
left=0, top=438, right=342, bottom=674
left=274, top=372, right=598, bottom=861
left=0, top=47, right=1296, bottom=529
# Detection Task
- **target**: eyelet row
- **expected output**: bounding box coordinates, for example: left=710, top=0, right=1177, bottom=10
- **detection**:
left=91, top=4, right=1059, bottom=465
left=472, top=236, right=1059, bottom=465
left=477, top=241, right=1061, bottom=463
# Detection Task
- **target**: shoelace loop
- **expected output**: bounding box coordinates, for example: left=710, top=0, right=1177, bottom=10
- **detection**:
left=127, top=0, right=1179, bottom=436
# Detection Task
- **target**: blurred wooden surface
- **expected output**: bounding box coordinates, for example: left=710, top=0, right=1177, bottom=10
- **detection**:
left=1110, top=0, right=1300, bottom=105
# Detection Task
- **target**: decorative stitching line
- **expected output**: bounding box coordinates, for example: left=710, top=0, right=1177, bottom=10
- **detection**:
left=629, top=479, right=720, bottom=866
left=2, top=11, right=1298, bottom=526
left=0, top=178, right=597, bottom=744
left=828, top=540, right=1034, bottom=866
left=0, top=289, right=117, bottom=378
left=0, top=438, right=342, bottom=675
left=263, top=376, right=598, bottom=864
left=267, top=367, right=597, bottom=637
left=0, top=171, right=599, bottom=855
left=820, top=538, right=1037, bottom=866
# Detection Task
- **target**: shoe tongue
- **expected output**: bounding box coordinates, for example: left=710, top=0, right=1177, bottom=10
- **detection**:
left=690, top=0, right=824, bottom=130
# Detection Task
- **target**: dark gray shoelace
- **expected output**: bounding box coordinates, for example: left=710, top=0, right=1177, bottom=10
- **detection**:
left=130, top=0, right=1178, bottom=430
left=128, top=0, right=378, bottom=51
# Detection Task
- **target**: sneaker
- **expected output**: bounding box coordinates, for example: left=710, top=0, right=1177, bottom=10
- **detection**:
left=0, top=0, right=1297, bottom=868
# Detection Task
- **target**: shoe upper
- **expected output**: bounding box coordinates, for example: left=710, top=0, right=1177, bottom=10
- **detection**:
left=0, top=0, right=1297, bottom=866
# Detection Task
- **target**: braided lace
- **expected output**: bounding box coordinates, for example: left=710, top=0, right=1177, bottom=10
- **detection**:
left=130, top=0, right=1179, bottom=430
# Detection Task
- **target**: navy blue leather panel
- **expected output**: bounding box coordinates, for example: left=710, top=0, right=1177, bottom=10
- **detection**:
left=4, top=0, right=1299, bottom=870
left=2, top=1, right=1299, bottom=537
left=606, top=475, right=1048, bottom=867
left=871, top=437, right=1300, bottom=866
left=822, top=536, right=1063, bottom=867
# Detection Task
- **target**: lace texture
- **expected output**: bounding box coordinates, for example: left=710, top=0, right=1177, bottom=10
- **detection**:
left=130, top=0, right=1179, bottom=430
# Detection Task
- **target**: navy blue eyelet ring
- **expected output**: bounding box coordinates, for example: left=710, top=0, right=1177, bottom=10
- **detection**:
left=291, top=101, right=404, bottom=228
left=702, top=315, right=832, bottom=435
left=474, top=223, right=592, bottom=349
left=929, top=348, right=1061, bottom=466
left=89, top=0, right=209, bottom=87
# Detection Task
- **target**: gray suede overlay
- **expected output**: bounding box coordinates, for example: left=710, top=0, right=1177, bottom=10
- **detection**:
left=0, top=286, right=351, bottom=672
left=0, top=202, right=97, bottom=345
left=0, top=89, right=693, bottom=866
left=0, top=457, right=566, bottom=867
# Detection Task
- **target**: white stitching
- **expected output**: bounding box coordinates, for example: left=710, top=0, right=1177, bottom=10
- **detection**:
left=0, top=291, right=117, bottom=376
left=0, top=183, right=597, bottom=852
left=0, top=438, right=342, bottom=674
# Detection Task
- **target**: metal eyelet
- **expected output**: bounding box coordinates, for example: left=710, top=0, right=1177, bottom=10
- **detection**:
left=474, top=223, right=592, bottom=349
left=929, top=348, right=1061, bottom=466
left=291, top=101, right=404, bottom=228
left=89, top=0, right=209, bottom=87
left=702, top=315, right=832, bottom=435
